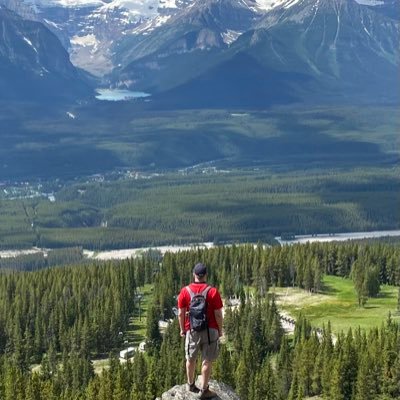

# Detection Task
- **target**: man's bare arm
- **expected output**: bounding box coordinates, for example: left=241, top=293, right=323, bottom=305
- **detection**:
left=178, top=307, right=186, bottom=337
left=214, top=308, right=223, bottom=336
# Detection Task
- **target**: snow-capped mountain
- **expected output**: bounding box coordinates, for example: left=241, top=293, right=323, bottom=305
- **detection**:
left=0, top=5, right=92, bottom=101
left=1, top=0, right=398, bottom=108
left=110, top=0, right=399, bottom=108
left=2, top=0, right=197, bottom=75
left=3, top=0, right=397, bottom=76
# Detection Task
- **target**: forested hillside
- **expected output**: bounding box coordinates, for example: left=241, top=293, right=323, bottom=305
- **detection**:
left=1, top=167, right=399, bottom=250
left=0, top=241, right=399, bottom=399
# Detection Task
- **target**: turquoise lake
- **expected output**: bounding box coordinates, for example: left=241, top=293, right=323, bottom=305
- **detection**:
left=95, top=89, right=151, bottom=101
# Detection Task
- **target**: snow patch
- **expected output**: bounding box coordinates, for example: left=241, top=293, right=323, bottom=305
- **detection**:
left=26, top=0, right=183, bottom=12
left=43, top=19, right=60, bottom=29
left=98, top=0, right=159, bottom=18
left=71, top=34, right=99, bottom=51
left=23, top=36, right=38, bottom=53
left=355, top=0, right=384, bottom=5
left=29, top=0, right=103, bottom=7
left=131, top=14, right=171, bottom=34
left=282, top=0, right=301, bottom=8
left=221, top=29, right=243, bottom=45
left=159, top=0, right=177, bottom=9
left=255, top=0, right=301, bottom=11
left=154, top=14, right=171, bottom=26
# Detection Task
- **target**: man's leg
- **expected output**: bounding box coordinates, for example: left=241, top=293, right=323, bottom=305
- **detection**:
left=199, top=329, right=219, bottom=398
left=186, top=358, right=196, bottom=385
left=201, top=359, right=212, bottom=390
left=200, top=359, right=217, bottom=398
left=185, top=332, right=200, bottom=393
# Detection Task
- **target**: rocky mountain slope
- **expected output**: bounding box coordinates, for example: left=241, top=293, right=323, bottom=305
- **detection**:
left=0, top=5, right=92, bottom=101
left=115, top=0, right=399, bottom=107
left=1, top=0, right=398, bottom=107
left=3, top=0, right=398, bottom=79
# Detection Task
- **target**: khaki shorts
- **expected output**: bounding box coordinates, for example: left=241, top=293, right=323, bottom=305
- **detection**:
left=185, top=328, right=219, bottom=362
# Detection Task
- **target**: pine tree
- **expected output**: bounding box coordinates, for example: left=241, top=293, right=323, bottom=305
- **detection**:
left=397, top=287, right=400, bottom=314
left=98, top=370, right=113, bottom=400
left=320, top=323, right=334, bottom=398
left=214, top=344, right=234, bottom=388
left=351, top=259, right=368, bottom=307
left=276, top=336, right=292, bottom=400
left=263, top=361, right=278, bottom=400
left=341, top=329, right=358, bottom=399
left=40, top=380, right=56, bottom=400
left=354, top=353, right=377, bottom=400
left=329, top=355, right=344, bottom=400
left=113, top=365, right=130, bottom=400
left=235, top=358, right=249, bottom=400
left=145, top=360, right=158, bottom=400
left=26, top=373, right=41, bottom=400
left=130, top=383, right=146, bottom=400
left=287, top=372, right=299, bottom=400
left=85, top=378, right=100, bottom=400
left=146, top=304, right=162, bottom=354
left=249, top=372, right=261, bottom=400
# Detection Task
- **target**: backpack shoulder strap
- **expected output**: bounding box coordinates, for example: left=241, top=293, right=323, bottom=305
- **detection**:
left=202, top=285, right=212, bottom=298
left=186, top=286, right=195, bottom=300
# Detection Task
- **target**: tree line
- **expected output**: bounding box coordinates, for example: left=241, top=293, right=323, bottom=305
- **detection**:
left=0, top=247, right=85, bottom=271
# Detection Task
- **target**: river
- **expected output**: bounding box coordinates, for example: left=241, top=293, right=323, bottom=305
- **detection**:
left=1, top=230, right=399, bottom=260
left=275, top=229, right=400, bottom=245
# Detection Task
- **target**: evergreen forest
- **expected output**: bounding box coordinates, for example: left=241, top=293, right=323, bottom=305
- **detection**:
left=1, top=167, right=399, bottom=250
left=0, top=241, right=399, bottom=399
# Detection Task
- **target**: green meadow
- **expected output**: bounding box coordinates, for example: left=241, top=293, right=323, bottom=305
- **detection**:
left=274, top=275, right=400, bottom=333
left=125, top=284, right=154, bottom=347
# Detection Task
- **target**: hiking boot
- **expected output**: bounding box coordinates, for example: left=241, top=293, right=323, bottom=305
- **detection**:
left=186, top=382, right=200, bottom=393
left=199, top=386, right=217, bottom=399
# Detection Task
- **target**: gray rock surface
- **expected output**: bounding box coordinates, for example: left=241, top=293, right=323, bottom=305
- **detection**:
left=156, top=380, right=240, bottom=400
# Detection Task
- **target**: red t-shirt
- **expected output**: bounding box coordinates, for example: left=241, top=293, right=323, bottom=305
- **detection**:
left=177, top=282, right=223, bottom=332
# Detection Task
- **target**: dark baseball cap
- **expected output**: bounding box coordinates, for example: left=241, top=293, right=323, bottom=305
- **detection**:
left=193, top=263, right=207, bottom=277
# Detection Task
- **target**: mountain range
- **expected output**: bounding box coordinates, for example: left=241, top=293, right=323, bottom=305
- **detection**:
left=0, top=5, right=92, bottom=101
left=115, top=0, right=399, bottom=107
left=0, top=0, right=399, bottom=106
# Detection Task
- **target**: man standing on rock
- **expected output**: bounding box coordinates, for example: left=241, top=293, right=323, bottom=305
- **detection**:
left=178, top=262, right=223, bottom=399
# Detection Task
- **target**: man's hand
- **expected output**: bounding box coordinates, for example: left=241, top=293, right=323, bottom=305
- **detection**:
left=178, top=307, right=187, bottom=338
left=214, top=308, right=223, bottom=338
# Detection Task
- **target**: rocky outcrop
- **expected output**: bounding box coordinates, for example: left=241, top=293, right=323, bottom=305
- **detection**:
left=156, top=380, right=240, bottom=400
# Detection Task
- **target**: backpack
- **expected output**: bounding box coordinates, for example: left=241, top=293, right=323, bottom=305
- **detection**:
left=186, top=285, right=211, bottom=332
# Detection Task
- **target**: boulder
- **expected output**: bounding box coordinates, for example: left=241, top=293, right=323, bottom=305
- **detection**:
left=156, top=380, right=239, bottom=400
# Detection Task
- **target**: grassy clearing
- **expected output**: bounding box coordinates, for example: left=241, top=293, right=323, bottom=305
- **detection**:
left=125, top=284, right=153, bottom=347
left=273, top=275, right=399, bottom=333
left=91, top=284, right=153, bottom=373
left=305, top=397, right=323, bottom=400
left=92, top=358, right=111, bottom=375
